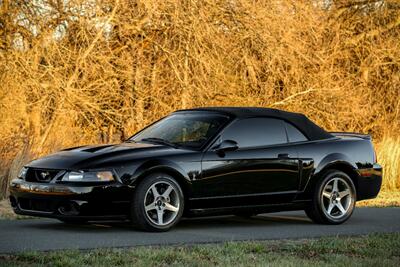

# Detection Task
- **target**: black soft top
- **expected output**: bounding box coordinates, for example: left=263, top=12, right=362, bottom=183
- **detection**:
left=175, top=107, right=333, bottom=141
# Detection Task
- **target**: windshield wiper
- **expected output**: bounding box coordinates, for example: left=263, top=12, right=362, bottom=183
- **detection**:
left=139, top=137, right=179, bottom=148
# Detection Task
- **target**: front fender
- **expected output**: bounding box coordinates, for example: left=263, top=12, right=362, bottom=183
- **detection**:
left=129, top=159, right=191, bottom=186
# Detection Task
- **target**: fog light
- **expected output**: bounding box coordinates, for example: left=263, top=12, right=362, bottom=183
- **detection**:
left=58, top=201, right=80, bottom=216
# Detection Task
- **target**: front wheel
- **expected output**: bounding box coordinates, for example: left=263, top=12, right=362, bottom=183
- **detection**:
left=130, top=173, right=184, bottom=232
left=305, top=170, right=356, bottom=224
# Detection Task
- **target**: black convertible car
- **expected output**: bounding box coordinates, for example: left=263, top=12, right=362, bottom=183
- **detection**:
left=10, top=107, right=382, bottom=231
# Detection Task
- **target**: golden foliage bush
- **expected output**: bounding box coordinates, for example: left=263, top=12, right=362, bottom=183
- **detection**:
left=0, top=0, right=399, bottom=197
left=377, top=137, right=400, bottom=191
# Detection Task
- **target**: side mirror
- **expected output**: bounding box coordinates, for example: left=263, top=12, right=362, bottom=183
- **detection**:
left=213, top=140, right=238, bottom=153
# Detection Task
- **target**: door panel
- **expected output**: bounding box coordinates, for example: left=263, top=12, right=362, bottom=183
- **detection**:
left=190, top=117, right=302, bottom=209
left=191, top=145, right=300, bottom=208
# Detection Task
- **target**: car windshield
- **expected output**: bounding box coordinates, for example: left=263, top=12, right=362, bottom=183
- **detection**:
left=129, top=113, right=230, bottom=149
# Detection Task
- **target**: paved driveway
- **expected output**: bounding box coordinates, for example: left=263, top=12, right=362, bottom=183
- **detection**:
left=1, top=207, right=399, bottom=253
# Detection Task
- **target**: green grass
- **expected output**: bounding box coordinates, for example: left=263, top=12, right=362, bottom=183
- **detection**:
left=1, top=233, right=399, bottom=267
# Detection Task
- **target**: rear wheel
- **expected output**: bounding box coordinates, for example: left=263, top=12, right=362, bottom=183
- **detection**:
left=305, top=170, right=356, bottom=224
left=130, top=173, right=184, bottom=232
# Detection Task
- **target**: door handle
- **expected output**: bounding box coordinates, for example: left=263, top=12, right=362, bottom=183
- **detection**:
left=278, top=153, right=289, bottom=159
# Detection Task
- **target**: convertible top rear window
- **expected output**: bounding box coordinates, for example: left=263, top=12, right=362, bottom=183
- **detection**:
left=285, top=122, right=308, bottom=143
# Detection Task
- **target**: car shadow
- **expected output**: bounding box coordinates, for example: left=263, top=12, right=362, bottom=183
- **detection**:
left=20, top=212, right=313, bottom=233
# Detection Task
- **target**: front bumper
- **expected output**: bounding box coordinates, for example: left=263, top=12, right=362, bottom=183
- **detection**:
left=9, top=179, right=134, bottom=220
left=356, top=163, right=383, bottom=201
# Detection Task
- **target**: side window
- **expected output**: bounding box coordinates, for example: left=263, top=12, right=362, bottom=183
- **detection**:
left=285, top=122, right=308, bottom=143
left=220, top=118, right=287, bottom=148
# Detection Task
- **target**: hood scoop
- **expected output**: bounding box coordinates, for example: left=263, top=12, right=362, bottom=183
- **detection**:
left=61, top=145, right=86, bottom=151
left=81, top=145, right=115, bottom=153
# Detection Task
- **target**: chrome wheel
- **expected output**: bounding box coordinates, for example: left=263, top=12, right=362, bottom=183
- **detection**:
left=321, top=177, right=353, bottom=220
left=144, top=181, right=180, bottom=226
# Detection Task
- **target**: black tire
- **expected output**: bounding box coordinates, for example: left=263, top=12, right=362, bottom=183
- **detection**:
left=305, top=170, right=356, bottom=225
left=130, top=173, right=184, bottom=232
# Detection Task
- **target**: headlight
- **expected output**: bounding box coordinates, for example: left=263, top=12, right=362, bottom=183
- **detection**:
left=18, top=167, right=28, bottom=179
left=61, top=171, right=115, bottom=182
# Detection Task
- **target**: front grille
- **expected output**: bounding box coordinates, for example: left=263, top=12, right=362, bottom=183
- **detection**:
left=25, top=168, right=60, bottom=183
left=18, top=198, right=54, bottom=212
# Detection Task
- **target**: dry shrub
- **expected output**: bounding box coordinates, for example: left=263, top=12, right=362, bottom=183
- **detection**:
left=376, top=137, right=400, bottom=191
left=0, top=0, right=399, bottom=197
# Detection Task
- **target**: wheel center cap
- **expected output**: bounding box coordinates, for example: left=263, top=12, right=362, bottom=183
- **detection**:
left=157, top=200, right=163, bottom=206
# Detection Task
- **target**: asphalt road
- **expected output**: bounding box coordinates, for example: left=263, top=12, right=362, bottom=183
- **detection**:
left=0, top=207, right=399, bottom=254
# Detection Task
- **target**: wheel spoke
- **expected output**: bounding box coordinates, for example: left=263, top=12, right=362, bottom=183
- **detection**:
left=327, top=202, right=334, bottom=214
left=322, top=191, right=331, bottom=199
left=157, top=209, right=164, bottom=225
left=336, top=202, right=346, bottom=214
left=162, top=185, right=173, bottom=198
left=164, top=203, right=179, bottom=212
left=339, top=189, right=350, bottom=198
left=332, top=179, right=339, bottom=192
left=145, top=202, right=156, bottom=212
left=151, top=185, right=160, bottom=198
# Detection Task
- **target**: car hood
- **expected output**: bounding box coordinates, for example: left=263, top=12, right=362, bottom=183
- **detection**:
left=26, top=142, right=184, bottom=170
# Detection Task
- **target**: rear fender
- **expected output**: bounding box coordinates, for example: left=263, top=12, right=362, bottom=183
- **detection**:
left=315, top=153, right=358, bottom=175
left=303, top=153, right=358, bottom=194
